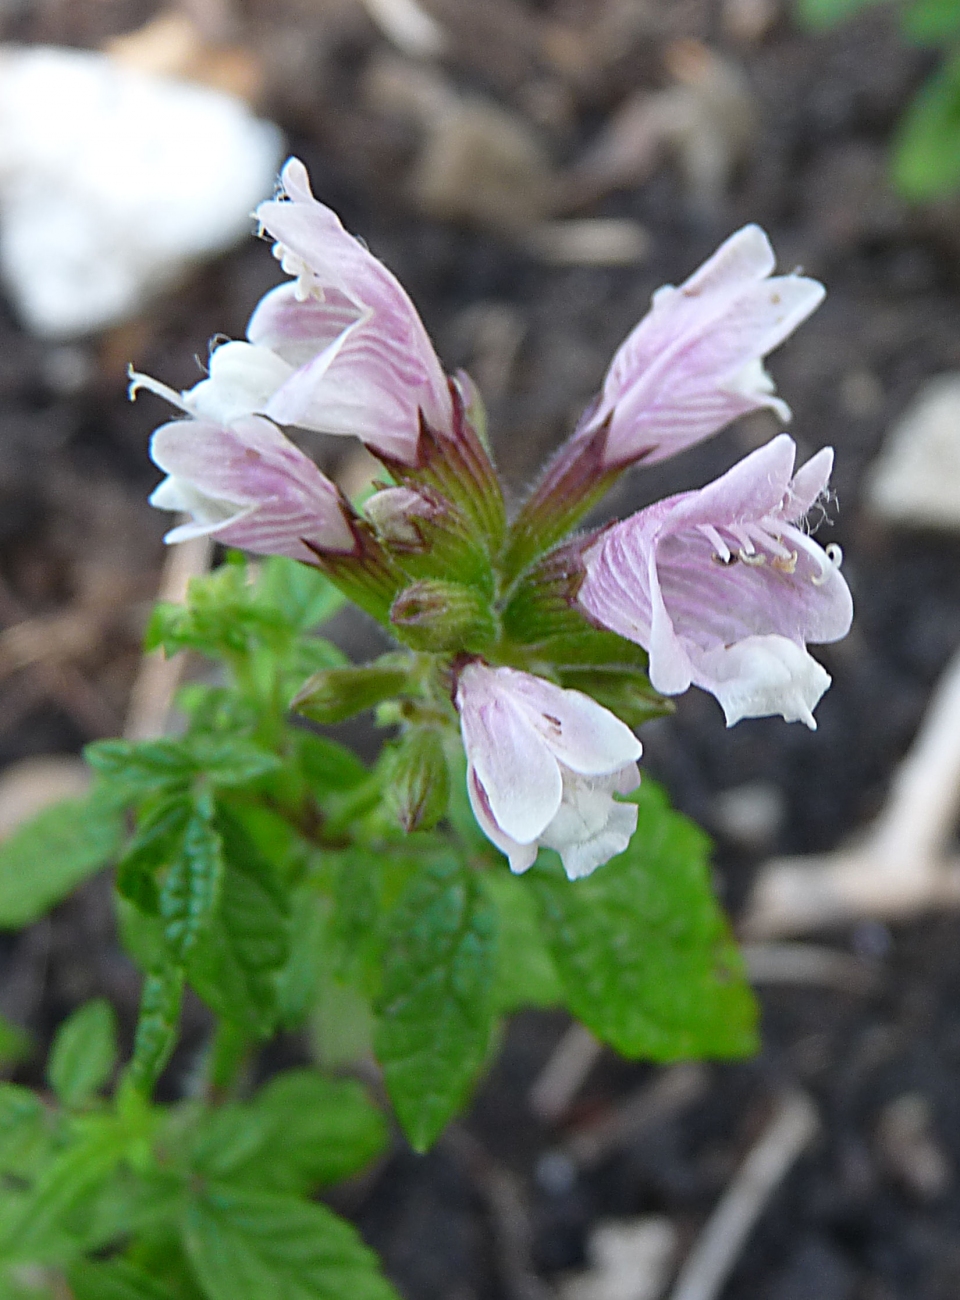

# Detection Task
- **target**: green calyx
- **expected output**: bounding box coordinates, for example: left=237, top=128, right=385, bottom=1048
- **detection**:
left=384, top=726, right=451, bottom=833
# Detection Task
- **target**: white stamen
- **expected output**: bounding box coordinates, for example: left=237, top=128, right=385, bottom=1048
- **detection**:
left=127, top=367, right=190, bottom=413
left=825, top=542, right=843, bottom=567
left=700, top=524, right=731, bottom=563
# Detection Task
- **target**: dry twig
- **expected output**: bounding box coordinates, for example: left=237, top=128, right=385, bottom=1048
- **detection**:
left=530, top=1023, right=604, bottom=1124
left=744, top=644, right=960, bottom=937
left=445, top=1125, right=555, bottom=1300
left=565, top=1064, right=709, bottom=1169
left=667, top=1091, right=818, bottom=1300
left=741, top=942, right=880, bottom=994
left=124, top=534, right=212, bottom=741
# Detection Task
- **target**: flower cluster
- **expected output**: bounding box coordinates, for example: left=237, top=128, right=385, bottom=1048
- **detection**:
left=137, top=157, right=851, bottom=879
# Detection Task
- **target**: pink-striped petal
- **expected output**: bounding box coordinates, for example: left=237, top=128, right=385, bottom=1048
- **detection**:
left=584, top=225, right=824, bottom=468
left=149, top=415, right=354, bottom=561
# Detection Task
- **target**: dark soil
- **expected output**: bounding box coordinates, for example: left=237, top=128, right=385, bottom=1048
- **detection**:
left=2, top=2, right=960, bottom=1298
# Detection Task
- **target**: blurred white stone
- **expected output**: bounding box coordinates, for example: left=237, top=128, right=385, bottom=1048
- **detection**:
left=712, top=781, right=785, bottom=851
left=0, top=45, right=283, bottom=337
left=560, top=1218, right=677, bottom=1300
left=866, top=374, right=960, bottom=529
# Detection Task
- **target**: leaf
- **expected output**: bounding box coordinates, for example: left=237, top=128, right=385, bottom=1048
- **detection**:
left=67, top=1257, right=181, bottom=1300
left=128, top=965, right=184, bottom=1096
left=296, top=732, right=369, bottom=796
left=374, top=855, right=496, bottom=1151
left=186, top=809, right=289, bottom=1036
left=159, top=805, right=224, bottom=962
left=145, top=563, right=281, bottom=661
left=116, top=796, right=193, bottom=914
left=86, top=738, right=280, bottom=806
left=0, top=1014, right=30, bottom=1069
left=795, top=0, right=884, bottom=26
left=182, top=1184, right=399, bottom=1300
left=275, top=888, right=325, bottom=1029
left=903, top=0, right=960, bottom=42
left=481, top=871, right=562, bottom=1012
left=0, top=1084, right=51, bottom=1175
left=0, top=795, right=123, bottom=928
left=330, top=852, right=381, bottom=983
left=86, top=740, right=195, bottom=801
left=530, top=781, right=757, bottom=1061
left=47, top=1000, right=118, bottom=1108
left=191, top=1070, right=388, bottom=1194
left=0, top=1122, right=127, bottom=1263
left=893, top=53, right=960, bottom=199
left=254, top=556, right=345, bottom=632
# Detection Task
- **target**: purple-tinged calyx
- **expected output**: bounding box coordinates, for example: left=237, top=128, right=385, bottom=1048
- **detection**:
left=577, top=434, right=852, bottom=729
left=455, top=661, right=642, bottom=880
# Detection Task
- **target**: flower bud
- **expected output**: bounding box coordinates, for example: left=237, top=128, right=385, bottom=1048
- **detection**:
left=292, top=658, right=411, bottom=724
left=385, top=726, right=450, bottom=832
left=364, top=486, right=441, bottom=547
left=390, top=580, right=496, bottom=653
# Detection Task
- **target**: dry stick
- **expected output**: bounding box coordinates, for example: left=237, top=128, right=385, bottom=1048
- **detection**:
left=743, top=643, right=960, bottom=938
left=529, top=1022, right=604, bottom=1123
left=668, top=1091, right=818, bottom=1300
left=741, top=943, right=880, bottom=994
left=124, top=534, right=213, bottom=741
left=0, top=575, right=119, bottom=738
left=565, top=1064, right=709, bottom=1169
left=445, top=1125, right=555, bottom=1300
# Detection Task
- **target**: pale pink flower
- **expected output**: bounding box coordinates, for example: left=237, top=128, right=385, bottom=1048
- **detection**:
left=577, top=434, right=853, bottom=728
left=456, top=662, right=642, bottom=880
left=131, top=159, right=451, bottom=465
left=584, top=225, right=824, bottom=468
left=149, top=414, right=355, bottom=562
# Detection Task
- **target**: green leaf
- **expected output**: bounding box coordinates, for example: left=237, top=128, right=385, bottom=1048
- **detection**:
left=117, top=797, right=193, bottom=914
left=180, top=738, right=281, bottom=789
left=903, top=0, right=960, bottom=42
left=481, top=871, right=562, bottom=1011
left=128, top=965, right=184, bottom=1095
left=182, top=1184, right=399, bottom=1300
left=530, top=782, right=757, bottom=1061
left=254, top=557, right=345, bottom=632
left=0, top=1121, right=128, bottom=1264
left=191, top=1070, right=387, bottom=1193
left=893, top=53, right=960, bottom=198
left=0, top=1014, right=30, bottom=1069
left=275, top=888, right=325, bottom=1029
left=86, top=738, right=280, bottom=806
left=47, top=1000, right=118, bottom=1108
left=67, top=1258, right=181, bottom=1300
left=186, top=809, right=289, bottom=1036
left=86, top=741, right=195, bottom=801
left=145, top=563, right=281, bottom=661
left=0, top=1084, right=51, bottom=1175
left=374, top=855, right=496, bottom=1151
left=0, top=795, right=123, bottom=928
left=159, top=804, right=224, bottom=961
left=795, top=0, right=884, bottom=26
left=296, top=732, right=369, bottom=795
